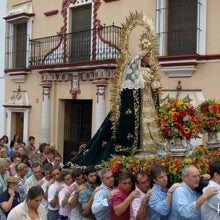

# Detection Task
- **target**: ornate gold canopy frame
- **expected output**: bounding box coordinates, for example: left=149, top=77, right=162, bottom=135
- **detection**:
left=110, top=11, right=160, bottom=137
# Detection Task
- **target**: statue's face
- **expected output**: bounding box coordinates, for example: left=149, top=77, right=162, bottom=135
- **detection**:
left=142, top=53, right=151, bottom=66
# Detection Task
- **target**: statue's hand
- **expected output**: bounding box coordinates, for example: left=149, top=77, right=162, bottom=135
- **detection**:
left=151, top=80, right=161, bottom=91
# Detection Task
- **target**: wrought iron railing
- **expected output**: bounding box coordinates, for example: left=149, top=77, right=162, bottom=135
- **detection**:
left=158, top=27, right=198, bottom=56
left=29, top=25, right=122, bottom=67
left=5, top=34, right=29, bottom=69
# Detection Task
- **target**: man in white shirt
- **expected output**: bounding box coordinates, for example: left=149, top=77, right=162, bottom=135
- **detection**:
left=41, top=163, right=54, bottom=214
left=201, top=161, right=220, bottom=220
left=68, top=168, right=86, bottom=220
left=130, top=170, right=153, bottom=220
left=47, top=166, right=63, bottom=220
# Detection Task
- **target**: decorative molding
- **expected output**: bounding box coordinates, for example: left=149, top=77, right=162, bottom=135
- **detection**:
left=3, top=85, right=31, bottom=108
left=4, top=12, right=35, bottom=21
left=44, top=10, right=59, bottom=17
left=60, top=0, right=101, bottom=34
left=70, top=73, right=80, bottom=99
left=7, top=71, right=29, bottom=83
left=162, top=65, right=197, bottom=78
left=41, top=69, right=115, bottom=82
left=161, top=81, right=205, bottom=107
left=3, top=105, right=31, bottom=108
left=40, top=82, right=52, bottom=101
left=94, top=81, right=108, bottom=103
left=159, top=54, right=220, bottom=77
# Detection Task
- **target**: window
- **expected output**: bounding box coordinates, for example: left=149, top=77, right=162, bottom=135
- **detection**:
left=168, top=0, right=197, bottom=55
left=14, top=22, right=27, bottom=67
left=69, top=5, right=92, bottom=62
left=157, top=0, right=206, bottom=56
left=5, top=18, right=31, bottom=69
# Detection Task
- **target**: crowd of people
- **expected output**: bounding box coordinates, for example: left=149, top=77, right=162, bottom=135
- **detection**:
left=0, top=134, right=220, bottom=220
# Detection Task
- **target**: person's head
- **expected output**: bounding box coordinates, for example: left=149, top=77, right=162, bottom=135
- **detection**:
left=70, top=150, right=78, bottom=159
left=84, top=166, right=97, bottom=185
left=182, top=165, right=200, bottom=189
left=210, top=161, right=220, bottom=184
left=7, top=176, right=19, bottom=191
left=26, top=185, right=44, bottom=210
left=1, top=147, right=8, bottom=158
left=118, top=172, right=133, bottom=193
left=2, top=135, right=9, bottom=144
left=45, top=146, right=55, bottom=162
left=61, top=171, right=73, bottom=186
left=39, top=143, right=49, bottom=153
left=43, top=163, right=53, bottom=181
left=15, top=163, right=28, bottom=178
left=134, top=170, right=151, bottom=193
left=13, top=142, right=19, bottom=151
left=71, top=168, right=85, bottom=185
left=51, top=166, right=62, bottom=182
left=54, top=154, right=62, bottom=167
left=21, top=153, right=31, bottom=168
left=11, top=152, right=22, bottom=164
left=17, top=145, right=26, bottom=155
left=0, top=158, right=9, bottom=174
left=99, top=168, right=114, bottom=188
left=150, top=164, right=168, bottom=189
left=28, top=136, right=35, bottom=145
left=0, top=139, right=4, bottom=146
left=13, top=134, right=20, bottom=141
left=31, top=162, right=43, bottom=180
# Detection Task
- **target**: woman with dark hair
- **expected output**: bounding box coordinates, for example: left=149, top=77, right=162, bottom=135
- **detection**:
left=9, top=134, right=21, bottom=149
left=1, top=135, right=9, bottom=150
left=7, top=185, right=47, bottom=220
left=7, top=152, right=22, bottom=176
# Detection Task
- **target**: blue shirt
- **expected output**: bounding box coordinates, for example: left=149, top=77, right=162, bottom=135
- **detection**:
left=148, top=184, right=170, bottom=220
left=168, top=181, right=201, bottom=220
left=7, top=149, right=15, bottom=158
left=0, top=189, right=20, bottom=216
left=92, top=183, right=112, bottom=220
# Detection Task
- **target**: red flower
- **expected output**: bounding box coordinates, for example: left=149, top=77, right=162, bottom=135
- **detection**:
left=158, top=99, right=201, bottom=140
left=198, top=100, right=220, bottom=132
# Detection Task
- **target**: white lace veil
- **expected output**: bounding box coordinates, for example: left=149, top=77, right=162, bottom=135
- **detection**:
left=122, top=50, right=150, bottom=90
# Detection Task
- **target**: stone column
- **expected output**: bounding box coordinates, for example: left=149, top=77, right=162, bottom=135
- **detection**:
left=40, top=82, right=52, bottom=143
left=94, top=81, right=108, bottom=131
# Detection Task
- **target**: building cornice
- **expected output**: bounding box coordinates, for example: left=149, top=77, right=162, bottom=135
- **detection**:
left=4, top=12, right=35, bottom=21
left=158, top=54, right=220, bottom=77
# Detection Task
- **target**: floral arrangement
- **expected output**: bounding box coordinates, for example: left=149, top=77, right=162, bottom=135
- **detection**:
left=102, top=146, right=220, bottom=184
left=158, top=98, right=201, bottom=140
left=197, top=99, right=220, bottom=133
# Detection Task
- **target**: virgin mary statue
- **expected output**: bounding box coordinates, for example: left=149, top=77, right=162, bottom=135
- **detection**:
left=113, top=50, right=161, bottom=156
left=68, top=12, right=162, bottom=167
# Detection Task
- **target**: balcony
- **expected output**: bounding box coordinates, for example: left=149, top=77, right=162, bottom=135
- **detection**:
left=5, top=25, right=122, bottom=70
